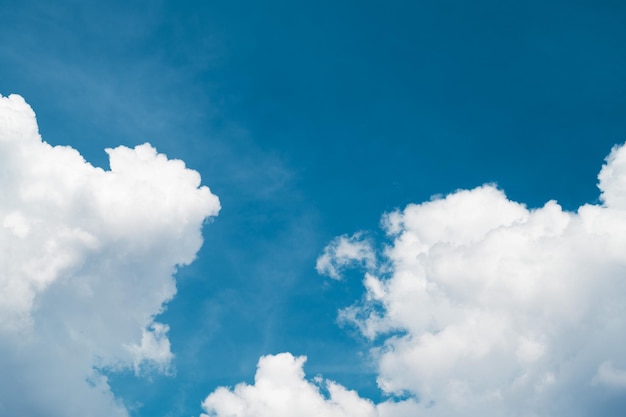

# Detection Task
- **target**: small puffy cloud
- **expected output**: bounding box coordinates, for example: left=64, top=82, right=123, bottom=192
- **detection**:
left=319, top=144, right=626, bottom=416
left=200, top=353, right=419, bottom=417
left=316, top=233, right=375, bottom=279
left=0, top=94, right=220, bottom=416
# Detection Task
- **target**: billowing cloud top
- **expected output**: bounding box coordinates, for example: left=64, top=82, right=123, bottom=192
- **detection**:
left=0, top=94, right=220, bottom=416
left=203, top=144, right=626, bottom=417
left=201, top=353, right=419, bottom=417
left=336, top=145, right=626, bottom=416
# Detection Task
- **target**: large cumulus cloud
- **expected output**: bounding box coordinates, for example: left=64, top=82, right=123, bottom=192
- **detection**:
left=0, top=94, right=220, bottom=416
left=203, top=143, right=626, bottom=416
left=334, top=144, right=626, bottom=416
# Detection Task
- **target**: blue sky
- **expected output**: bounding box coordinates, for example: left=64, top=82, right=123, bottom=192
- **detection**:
left=2, top=1, right=626, bottom=416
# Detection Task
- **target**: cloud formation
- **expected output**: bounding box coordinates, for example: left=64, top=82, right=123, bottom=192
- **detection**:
left=0, top=94, right=220, bottom=416
left=316, top=233, right=376, bottom=280
left=203, top=143, right=626, bottom=417
left=327, top=144, right=626, bottom=416
left=200, top=353, right=418, bottom=417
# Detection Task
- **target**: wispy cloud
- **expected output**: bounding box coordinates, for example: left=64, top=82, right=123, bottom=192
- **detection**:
left=316, top=233, right=376, bottom=280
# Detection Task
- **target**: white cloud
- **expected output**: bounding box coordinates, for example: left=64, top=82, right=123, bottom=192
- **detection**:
left=316, top=144, right=626, bottom=416
left=200, top=353, right=419, bottom=417
left=201, top=143, right=626, bottom=416
left=0, top=94, right=220, bottom=416
left=126, top=322, right=174, bottom=375
left=316, top=233, right=375, bottom=280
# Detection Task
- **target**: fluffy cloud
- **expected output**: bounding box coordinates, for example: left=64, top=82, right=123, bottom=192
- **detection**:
left=321, top=144, right=626, bottom=416
left=203, top=147, right=626, bottom=417
left=200, top=353, right=419, bottom=417
left=204, top=143, right=626, bottom=417
left=0, top=94, right=220, bottom=416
